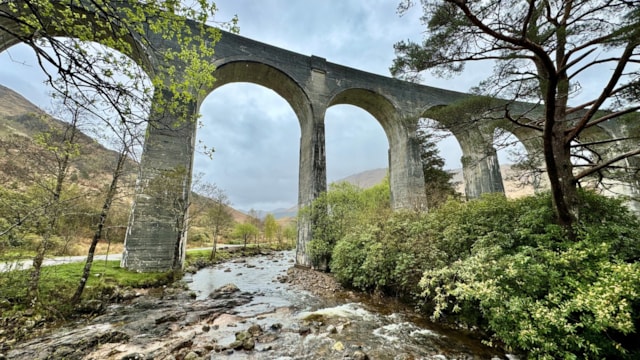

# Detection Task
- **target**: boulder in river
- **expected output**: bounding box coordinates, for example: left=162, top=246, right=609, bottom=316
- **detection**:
left=208, top=283, right=240, bottom=299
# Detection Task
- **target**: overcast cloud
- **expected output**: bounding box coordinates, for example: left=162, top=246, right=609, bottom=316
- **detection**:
left=0, top=1, right=516, bottom=211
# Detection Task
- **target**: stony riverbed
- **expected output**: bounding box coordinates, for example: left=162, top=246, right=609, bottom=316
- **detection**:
left=3, top=251, right=512, bottom=360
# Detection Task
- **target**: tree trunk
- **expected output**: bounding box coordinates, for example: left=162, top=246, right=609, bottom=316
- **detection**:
left=71, top=151, right=125, bottom=304
left=544, top=119, right=579, bottom=230
left=209, top=228, right=218, bottom=261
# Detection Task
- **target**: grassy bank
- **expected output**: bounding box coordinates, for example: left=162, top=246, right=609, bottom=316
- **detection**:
left=0, top=244, right=287, bottom=343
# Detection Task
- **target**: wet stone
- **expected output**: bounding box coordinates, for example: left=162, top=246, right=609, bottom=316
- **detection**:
left=183, top=351, right=199, bottom=360
left=208, top=283, right=239, bottom=299
left=353, top=350, right=369, bottom=360
left=247, top=324, right=263, bottom=336
left=120, top=353, right=145, bottom=360
left=242, top=337, right=256, bottom=350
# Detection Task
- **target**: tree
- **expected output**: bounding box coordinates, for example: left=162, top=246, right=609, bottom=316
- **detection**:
left=26, top=100, right=84, bottom=304
left=71, top=98, right=142, bottom=304
left=198, top=183, right=233, bottom=261
left=303, top=179, right=391, bottom=270
left=264, top=213, right=278, bottom=246
left=246, top=208, right=262, bottom=247
left=0, top=0, right=237, bottom=126
left=232, top=222, right=258, bottom=254
left=392, top=0, right=640, bottom=229
left=417, top=119, right=459, bottom=207
left=282, top=222, right=297, bottom=248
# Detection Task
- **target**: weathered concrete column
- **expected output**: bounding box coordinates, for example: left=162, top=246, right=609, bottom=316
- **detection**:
left=296, top=111, right=327, bottom=267
left=459, top=128, right=505, bottom=199
left=597, top=121, right=640, bottom=214
left=121, top=89, right=197, bottom=272
left=296, top=59, right=328, bottom=268
left=388, top=118, right=428, bottom=210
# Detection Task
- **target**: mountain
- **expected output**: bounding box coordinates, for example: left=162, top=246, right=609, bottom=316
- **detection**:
left=0, top=84, right=246, bottom=222
left=0, top=84, right=135, bottom=192
left=333, top=168, right=388, bottom=189
left=336, top=165, right=537, bottom=198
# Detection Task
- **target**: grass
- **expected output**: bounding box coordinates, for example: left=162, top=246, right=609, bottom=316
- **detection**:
left=0, top=259, right=175, bottom=317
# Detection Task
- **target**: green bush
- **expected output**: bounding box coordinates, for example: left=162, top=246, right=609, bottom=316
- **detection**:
left=329, top=191, right=640, bottom=358
left=303, top=179, right=390, bottom=270
left=419, top=191, right=640, bottom=359
left=331, top=211, right=430, bottom=296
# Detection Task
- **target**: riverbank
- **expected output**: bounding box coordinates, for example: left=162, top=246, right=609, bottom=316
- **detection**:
left=2, top=250, right=506, bottom=360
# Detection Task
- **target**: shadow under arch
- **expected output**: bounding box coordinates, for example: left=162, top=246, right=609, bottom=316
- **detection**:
left=207, top=60, right=312, bottom=126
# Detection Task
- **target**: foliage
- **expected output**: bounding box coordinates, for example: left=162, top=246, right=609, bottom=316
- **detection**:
left=416, top=120, right=459, bottom=207
left=418, top=192, right=640, bottom=359
left=264, top=213, right=278, bottom=243
left=392, top=0, right=640, bottom=229
left=302, top=178, right=391, bottom=270
left=1, top=0, right=237, bottom=125
left=330, top=190, right=640, bottom=358
left=231, top=222, right=259, bottom=252
left=331, top=210, right=429, bottom=296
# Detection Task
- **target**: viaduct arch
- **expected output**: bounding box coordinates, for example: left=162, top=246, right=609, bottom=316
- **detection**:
left=2, top=6, right=638, bottom=272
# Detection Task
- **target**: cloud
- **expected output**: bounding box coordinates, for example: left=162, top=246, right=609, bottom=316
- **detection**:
left=0, top=1, right=510, bottom=211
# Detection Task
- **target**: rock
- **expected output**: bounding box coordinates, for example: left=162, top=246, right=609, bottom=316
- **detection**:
left=298, top=325, right=311, bottom=336
left=23, top=320, right=35, bottom=329
left=247, top=324, right=263, bottom=336
left=257, top=333, right=278, bottom=343
left=235, top=330, right=250, bottom=342
left=212, top=344, right=226, bottom=352
left=394, top=355, right=415, bottom=360
left=155, top=311, right=182, bottom=325
left=326, top=325, right=337, bottom=334
left=183, top=351, right=199, bottom=360
left=224, top=268, right=231, bottom=272
left=242, top=337, right=255, bottom=350
left=229, top=340, right=243, bottom=350
left=208, top=283, right=240, bottom=299
left=332, top=341, right=345, bottom=351
left=353, top=350, right=369, bottom=360
left=120, top=353, right=145, bottom=360
left=75, top=299, right=105, bottom=314
left=202, top=325, right=210, bottom=332
left=270, top=323, right=283, bottom=331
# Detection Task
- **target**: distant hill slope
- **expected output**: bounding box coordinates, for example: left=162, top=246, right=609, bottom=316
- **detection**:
left=0, top=84, right=245, bottom=220
left=333, top=168, right=389, bottom=189
left=0, top=84, right=130, bottom=192
left=336, top=165, right=537, bottom=198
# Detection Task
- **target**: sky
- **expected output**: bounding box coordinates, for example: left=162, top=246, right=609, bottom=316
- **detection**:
left=0, top=1, right=514, bottom=212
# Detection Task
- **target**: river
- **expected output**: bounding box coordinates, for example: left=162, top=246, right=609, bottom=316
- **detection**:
left=4, top=250, right=516, bottom=359
left=186, top=250, right=513, bottom=359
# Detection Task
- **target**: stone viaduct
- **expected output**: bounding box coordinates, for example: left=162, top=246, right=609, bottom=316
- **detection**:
left=1, top=4, right=638, bottom=272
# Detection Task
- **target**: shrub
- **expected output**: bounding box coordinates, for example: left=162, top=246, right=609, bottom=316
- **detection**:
left=419, top=191, right=640, bottom=359
left=304, top=179, right=390, bottom=270
left=329, top=190, right=640, bottom=358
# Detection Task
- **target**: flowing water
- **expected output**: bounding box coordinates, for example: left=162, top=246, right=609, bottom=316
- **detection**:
left=187, top=250, right=514, bottom=360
